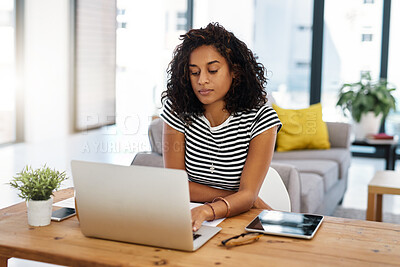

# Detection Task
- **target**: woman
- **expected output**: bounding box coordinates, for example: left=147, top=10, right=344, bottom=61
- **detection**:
left=160, top=23, right=282, bottom=232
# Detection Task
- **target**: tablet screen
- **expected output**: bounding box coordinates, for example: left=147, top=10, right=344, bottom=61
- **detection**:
left=245, top=210, right=323, bottom=239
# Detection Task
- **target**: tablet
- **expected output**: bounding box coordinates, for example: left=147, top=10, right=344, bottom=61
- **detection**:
left=245, top=210, right=323, bottom=239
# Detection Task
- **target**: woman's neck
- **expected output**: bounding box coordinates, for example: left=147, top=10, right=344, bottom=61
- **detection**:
left=203, top=103, right=230, bottom=127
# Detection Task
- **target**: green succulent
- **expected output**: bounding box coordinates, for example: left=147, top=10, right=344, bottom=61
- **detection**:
left=336, top=72, right=396, bottom=123
left=9, top=165, right=68, bottom=201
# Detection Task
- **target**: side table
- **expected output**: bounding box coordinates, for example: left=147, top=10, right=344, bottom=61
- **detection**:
left=352, top=139, right=398, bottom=170
left=366, top=170, right=400, bottom=221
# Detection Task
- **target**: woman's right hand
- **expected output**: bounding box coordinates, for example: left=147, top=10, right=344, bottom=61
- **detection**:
left=191, top=205, right=213, bottom=232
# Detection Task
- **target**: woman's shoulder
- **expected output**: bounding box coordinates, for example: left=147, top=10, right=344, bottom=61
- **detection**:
left=161, top=97, right=175, bottom=117
left=255, top=103, right=277, bottom=116
left=161, top=97, right=172, bottom=107
left=235, top=103, right=275, bottom=118
left=230, top=104, right=279, bottom=128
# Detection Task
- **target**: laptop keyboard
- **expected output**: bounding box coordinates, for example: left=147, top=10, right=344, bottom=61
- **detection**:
left=193, top=233, right=201, bottom=240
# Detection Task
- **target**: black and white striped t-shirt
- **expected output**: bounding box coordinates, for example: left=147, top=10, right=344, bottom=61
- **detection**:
left=160, top=98, right=282, bottom=191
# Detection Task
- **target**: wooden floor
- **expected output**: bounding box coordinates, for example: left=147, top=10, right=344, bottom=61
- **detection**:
left=1, top=125, right=400, bottom=266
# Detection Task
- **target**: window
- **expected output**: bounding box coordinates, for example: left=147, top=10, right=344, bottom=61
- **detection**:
left=115, top=0, right=188, bottom=133
left=296, top=62, right=311, bottom=68
left=321, top=0, right=383, bottom=122
left=193, top=0, right=314, bottom=109
left=177, top=11, right=187, bottom=30
left=0, top=0, right=16, bottom=144
left=298, top=25, right=312, bottom=31
left=193, top=0, right=255, bottom=47
left=75, top=0, right=117, bottom=131
left=254, top=0, right=313, bottom=109
left=385, top=0, right=400, bottom=135
left=113, top=0, right=395, bottom=135
left=362, top=33, right=373, bottom=42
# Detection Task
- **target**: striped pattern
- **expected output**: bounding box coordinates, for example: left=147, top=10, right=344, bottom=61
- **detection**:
left=160, top=99, right=281, bottom=191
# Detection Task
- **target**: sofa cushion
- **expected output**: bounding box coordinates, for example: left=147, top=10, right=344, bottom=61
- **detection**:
left=273, top=148, right=351, bottom=181
left=299, top=172, right=324, bottom=214
left=273, top=159, right=338, bottom=193
left=272, top=103, right=331, bottom=152
left=270, top=162, right=301, bottom=213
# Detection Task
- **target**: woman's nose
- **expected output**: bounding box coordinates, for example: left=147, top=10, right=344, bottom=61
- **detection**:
left=198, top=72, right=210, bottom=85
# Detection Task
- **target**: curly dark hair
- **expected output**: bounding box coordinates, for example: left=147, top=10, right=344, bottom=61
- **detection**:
left=162, top=22, right=268, bottom=123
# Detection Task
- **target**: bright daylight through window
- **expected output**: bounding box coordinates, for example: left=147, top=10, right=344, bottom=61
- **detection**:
left=115, top=0, right=188, bottom=135
left=0, top=0, right=15, bottom=144
left=321, top=0, right=383, bottom=122
left=386, top=0, right=400, bottom=135
left=114, top=0, right=398, bottom=136
left=193, top=0, right=314, bottom=110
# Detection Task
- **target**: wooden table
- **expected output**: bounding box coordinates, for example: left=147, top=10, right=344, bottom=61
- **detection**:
left=1, top=189, right=400, bottom=267
left=367, top=170, right=400, bottom=221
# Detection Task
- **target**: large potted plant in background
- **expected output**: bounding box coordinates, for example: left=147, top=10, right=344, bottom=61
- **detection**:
left=336, top=72, right=397, bottom=140
left=9, top=165, right=68, bottom=226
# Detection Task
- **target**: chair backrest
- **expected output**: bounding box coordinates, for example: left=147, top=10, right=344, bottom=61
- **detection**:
left=259, top=167, right=291, bottom=212
left=148, top=118, right=163, bottom=155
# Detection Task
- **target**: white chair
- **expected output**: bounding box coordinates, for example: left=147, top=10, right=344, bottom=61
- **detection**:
left=259, top=167, right=291, bottom=212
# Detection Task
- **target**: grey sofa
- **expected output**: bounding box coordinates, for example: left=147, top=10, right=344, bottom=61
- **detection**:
left=132, top=118, right=351, bottom=215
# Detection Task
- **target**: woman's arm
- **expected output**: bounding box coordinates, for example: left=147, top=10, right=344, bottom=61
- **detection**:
left=191, top=126, right=278, bottom=231
left=162, top=122, right=186, bottom=170
left=162, top=123, right=234, bottom=200
left=227, top=125, right=278, bottom=213
left=163, top=122, right=277, bottom=231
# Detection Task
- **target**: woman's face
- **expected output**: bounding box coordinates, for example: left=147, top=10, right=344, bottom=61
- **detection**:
left=189, top=45, right=234, bottom=109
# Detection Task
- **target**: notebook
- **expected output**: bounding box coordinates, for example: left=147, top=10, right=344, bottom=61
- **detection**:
left=71, top=160, right=221, bottom=251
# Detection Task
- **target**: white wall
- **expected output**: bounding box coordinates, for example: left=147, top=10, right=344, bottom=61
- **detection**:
left=24, top=0, right=71, bottom=143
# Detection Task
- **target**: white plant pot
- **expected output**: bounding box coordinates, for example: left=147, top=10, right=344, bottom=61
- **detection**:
left=353, top=112, right=383, bottom=140
left=26, top=197, right=53, bottom=226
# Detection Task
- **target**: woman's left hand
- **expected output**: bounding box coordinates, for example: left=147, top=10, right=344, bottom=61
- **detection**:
left=191, top=205, right=212, bottom=232
left=253, top=197, right=273, bottom=210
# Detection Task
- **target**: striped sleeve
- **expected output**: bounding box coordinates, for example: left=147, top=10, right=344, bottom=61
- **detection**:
left=160, top=98, right=185, bottom=133
left=250, top=105, right=282, bottom=139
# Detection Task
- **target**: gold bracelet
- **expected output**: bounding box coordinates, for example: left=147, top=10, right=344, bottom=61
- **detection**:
left=204, top=202, right=216, bottom=221
left=212, top=197, right=231, bottom=218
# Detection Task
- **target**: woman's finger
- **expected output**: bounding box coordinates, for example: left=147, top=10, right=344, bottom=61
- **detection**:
left=192, top=219, right=203, bottom=232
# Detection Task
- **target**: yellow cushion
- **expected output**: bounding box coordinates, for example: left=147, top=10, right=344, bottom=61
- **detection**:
left=272, top=103, right=330, bottom=152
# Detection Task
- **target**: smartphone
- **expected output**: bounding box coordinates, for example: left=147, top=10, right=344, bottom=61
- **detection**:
left=51, top=207, right=76, bottom=221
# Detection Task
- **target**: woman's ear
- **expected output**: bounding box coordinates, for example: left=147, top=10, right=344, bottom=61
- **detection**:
left=232, top=70, right=240, bottom=81
left=231, top=64, right=240, bottom=79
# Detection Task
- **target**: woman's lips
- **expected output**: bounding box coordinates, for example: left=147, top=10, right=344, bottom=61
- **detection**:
left=198, top=89, right=213, bottom=96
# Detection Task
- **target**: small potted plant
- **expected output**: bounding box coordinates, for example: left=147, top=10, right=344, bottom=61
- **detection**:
left=336, top=71, right=396, bottom=139
left=9, top=165, right=68, bottom=226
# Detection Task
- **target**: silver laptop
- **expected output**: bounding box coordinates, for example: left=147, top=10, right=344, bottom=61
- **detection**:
left=71, top=160, right=221, bottom=251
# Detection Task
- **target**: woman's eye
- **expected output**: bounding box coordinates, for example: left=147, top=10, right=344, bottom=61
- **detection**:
left=190, top=71, right=200, bottom=76
left=209, top=70, right=218, bottom=74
